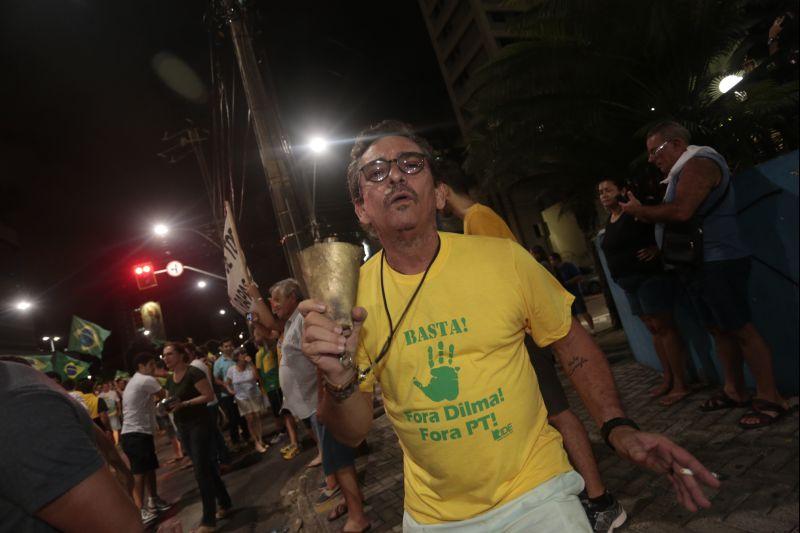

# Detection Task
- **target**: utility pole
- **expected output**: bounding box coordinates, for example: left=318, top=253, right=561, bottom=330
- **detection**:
left=218, top=0, right=309, bottom=282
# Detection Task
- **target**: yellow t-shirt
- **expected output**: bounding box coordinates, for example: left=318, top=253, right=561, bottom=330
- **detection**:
left=355, top=232, right=574, bottom=524
left=462, top=203, right=517, bottom=242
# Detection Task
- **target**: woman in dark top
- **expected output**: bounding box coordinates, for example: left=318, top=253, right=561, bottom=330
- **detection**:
left=598, top=178, right=690, bottom=406
left=163, top=342, right=232, bottom=532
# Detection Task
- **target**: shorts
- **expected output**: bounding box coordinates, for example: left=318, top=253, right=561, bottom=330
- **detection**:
left=265, top=388, right=283, bottom=418
left=120, top=432, right=159, bottom=474
left=616, top=274, right=675, bottom=316
left=679, top=257, right=752, bottom=332
left=108, top=414, right=122, bottom=432
left=319, top=423, right=356, bottom=476
left=402, top=471, right=588, bottom=532
left=570, top=294, right=588, bottom=315
left=525, top=336, right=570, bottom=416
left=236, top=396, right=264, bottom=416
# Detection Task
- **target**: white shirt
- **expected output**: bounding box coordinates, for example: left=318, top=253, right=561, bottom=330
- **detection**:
left=226, top=364, right=260, bottom=401
left=278, top=310, right=318, bottom=420
left=99, top=390, right=121, bottom=417
left=190, top=359, right=218, bottom=406
left=121, top=372, right=162, bottom=435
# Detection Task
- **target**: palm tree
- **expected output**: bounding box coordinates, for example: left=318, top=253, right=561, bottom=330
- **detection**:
left=465, top=0, right=798, bottom=233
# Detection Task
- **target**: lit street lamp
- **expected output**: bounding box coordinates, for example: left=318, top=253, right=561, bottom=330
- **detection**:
left=150, top=222, right=221, bottom=249
left=197, top=280, right=207, bottom=289
left=218, top=309, right=227, bottom=316
left=15, top=300, right=32, bottom=311
left=143, top=329, right=151, bottom=336
left=719, top=74, right=743, bottom=94
left=42, top=335, right=61, bottom=352
left=153, top=223, right=169, bottom=237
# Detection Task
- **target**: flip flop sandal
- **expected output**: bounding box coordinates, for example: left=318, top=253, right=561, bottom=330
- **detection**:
left=699, top=391, right=750, bottom=412
left=280, top=444, right=295, bottom=454
left=282, top=446, right=300, bottom=460
left=738, top=399, right=789, bottom=430
left=327, top=502, right=348, bottom=522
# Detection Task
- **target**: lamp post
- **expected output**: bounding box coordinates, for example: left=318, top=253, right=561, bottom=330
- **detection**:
left=152, top=222, right=222, bottom=250
left=308, top=136, right=328, bottom=241
left=42, top=335, right=61, bottom=353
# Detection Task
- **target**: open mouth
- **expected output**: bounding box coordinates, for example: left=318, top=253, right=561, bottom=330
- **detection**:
left=386, top=189, right=416, bottom=206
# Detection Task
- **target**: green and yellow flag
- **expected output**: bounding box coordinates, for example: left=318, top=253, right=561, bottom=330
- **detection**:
left=19, top=355, right=54, bottom=373
left=67, top=315, right=111, bottom=358
left=53, top=352, right=92, bottom=381
left=114, top=370, right=131, bottom=380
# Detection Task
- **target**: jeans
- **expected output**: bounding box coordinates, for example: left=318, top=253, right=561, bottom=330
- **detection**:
left=178, top=418, right=232, bottom=526
left=219, top=394, right=249, bottom=444
left=208, top=404, right=231, bottom=465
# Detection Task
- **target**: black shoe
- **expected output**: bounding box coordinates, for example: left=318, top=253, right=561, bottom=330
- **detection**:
left=581, top=492, right=627, bottom=532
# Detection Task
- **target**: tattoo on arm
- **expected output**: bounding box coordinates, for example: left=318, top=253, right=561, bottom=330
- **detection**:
left=567, top=355, right=589, bottom=376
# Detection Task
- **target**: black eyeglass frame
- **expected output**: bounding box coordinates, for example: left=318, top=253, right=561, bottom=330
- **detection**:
left=358, top=152, right=429, bottom=183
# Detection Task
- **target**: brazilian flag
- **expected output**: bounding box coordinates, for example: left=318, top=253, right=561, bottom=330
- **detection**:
left=67, top=315, right=111, bottom=358
left=114, top=370, right=131, bottom=380
left=20, top=355, right=54, bottom=373
left=54, top=352, right=92, bottom=381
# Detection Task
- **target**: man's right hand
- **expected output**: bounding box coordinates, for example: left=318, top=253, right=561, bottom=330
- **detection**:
left=299, top=299, right=367, bottom=384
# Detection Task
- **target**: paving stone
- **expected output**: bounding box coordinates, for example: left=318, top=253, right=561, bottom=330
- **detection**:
left=724, top=509, right=792, bottom=532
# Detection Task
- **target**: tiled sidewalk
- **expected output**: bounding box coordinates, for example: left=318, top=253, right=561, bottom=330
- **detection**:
left=285, top=342, right=799, bottom=532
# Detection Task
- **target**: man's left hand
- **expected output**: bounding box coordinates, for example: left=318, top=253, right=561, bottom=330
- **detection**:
left=618, top=190, right=642, bottom=217
left=610, top=427, right=720, bottom=511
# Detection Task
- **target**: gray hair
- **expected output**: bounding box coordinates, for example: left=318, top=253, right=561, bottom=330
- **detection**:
left=647, top=121, right=691, bottom=144
left=346, top=120, right=437, bottom=205
left=269, top=278, right=304, bottom=300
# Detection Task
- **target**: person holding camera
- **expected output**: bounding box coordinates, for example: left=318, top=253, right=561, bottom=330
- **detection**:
left=620, top=121, right=788, bottom=428
left=598, top=178, right=689, bottom=406
left=163, top=342, right=232, bottom=533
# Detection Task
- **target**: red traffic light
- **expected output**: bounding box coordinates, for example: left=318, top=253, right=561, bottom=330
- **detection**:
left=133, top=262, right=158, bottom=290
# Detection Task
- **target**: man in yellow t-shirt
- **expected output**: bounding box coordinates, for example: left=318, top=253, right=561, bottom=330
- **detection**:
left=436, top=159, right=625, bottom=529
left=298, top=121, right=719, bottom=531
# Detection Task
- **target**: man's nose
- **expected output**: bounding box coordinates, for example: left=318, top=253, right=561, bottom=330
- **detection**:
left=386, top=162, right=407, bottom=184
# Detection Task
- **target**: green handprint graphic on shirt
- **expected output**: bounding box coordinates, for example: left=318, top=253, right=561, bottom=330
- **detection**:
left=412, top=341, right=461, bottom=402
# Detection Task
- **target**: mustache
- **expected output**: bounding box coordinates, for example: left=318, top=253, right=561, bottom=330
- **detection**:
left=383, top=183, right=418, bottom=206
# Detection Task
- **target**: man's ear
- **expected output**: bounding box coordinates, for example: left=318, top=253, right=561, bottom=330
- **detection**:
left=354, top=201, right=370, bottom=225
left=434, top=182, right=447, bottom=210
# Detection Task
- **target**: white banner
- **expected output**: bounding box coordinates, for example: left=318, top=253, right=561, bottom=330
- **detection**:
left=223, top=202, right=252, bottom=316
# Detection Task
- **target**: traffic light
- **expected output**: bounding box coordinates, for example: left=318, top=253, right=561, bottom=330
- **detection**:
left=133, top=262, right=158, bottom=290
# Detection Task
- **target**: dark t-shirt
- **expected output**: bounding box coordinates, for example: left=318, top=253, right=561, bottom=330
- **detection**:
left=601, top=212, right=661, bottom=280
left=0, top=361, right=104, bottom=533
left=555, top=262, right=582, bottom=297
left=92, top=397, right=109, bottom=430
left=166, top=366, right=208, bottom=427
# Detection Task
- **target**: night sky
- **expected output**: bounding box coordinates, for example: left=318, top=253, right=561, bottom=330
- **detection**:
left=1, top=1, right=458, bottom=366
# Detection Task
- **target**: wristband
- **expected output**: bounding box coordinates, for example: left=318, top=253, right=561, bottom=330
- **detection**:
left=323, top=372, right=358, bottom=402
left=601, top=417, right=640, bottom=451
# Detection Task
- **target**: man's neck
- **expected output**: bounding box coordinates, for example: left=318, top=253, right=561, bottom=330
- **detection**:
left=382, top=229, right=440, bottom=275
left=449, top=195, right=476, bottom=220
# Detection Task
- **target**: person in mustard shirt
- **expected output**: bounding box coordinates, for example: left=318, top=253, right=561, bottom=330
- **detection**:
left=298, top=120, right=719, bottom=532
left=435, top=157, right=625, bottom=531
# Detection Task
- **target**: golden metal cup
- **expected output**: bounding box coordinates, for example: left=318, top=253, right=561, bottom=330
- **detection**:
left=299, top=240, right=362, bottom=332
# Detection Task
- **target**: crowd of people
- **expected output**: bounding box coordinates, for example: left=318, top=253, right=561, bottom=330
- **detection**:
left=0, top=118, right=790, bottom=533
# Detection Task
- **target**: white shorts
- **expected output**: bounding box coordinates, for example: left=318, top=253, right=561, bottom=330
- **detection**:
left=402, top=471, right=590, bottom=533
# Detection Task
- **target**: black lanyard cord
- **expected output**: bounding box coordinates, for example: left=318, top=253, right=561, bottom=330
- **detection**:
left=357, top=236, right=441, bottom=383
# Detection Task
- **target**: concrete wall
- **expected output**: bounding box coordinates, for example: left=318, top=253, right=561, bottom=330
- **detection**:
left=596, top=150, right=799, bottom=395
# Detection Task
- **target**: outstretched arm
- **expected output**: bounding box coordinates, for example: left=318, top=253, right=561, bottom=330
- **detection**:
left=550, top=319, right=720, bottom=510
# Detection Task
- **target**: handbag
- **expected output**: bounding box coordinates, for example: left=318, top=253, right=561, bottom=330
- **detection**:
left=661, top=179, right=731, bottom=267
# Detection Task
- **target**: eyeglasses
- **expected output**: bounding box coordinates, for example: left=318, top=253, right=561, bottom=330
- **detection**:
left=648, top=139, right=671, bottom=159
left=359, top=152, right=427, bottom=183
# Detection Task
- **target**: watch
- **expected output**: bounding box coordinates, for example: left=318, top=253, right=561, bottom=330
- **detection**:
left=324, top=372, right=358, bottom=402
left=339, top=352, right=354, bottom=369
left=601, top=417, right=640, bottom=451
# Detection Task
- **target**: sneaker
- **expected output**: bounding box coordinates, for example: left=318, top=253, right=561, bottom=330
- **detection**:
left=270, top=432, right=286, bottom=445
left=147, top=496, right=172, bottom=513
left=582, top=492, right=627, bottom=532
left=140, top=507, right=158, bottom=525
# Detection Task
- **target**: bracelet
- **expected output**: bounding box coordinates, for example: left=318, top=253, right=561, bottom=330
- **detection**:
left=323, top=372, right=358, bottom=402
left=601, top=417, right=640, bottom=451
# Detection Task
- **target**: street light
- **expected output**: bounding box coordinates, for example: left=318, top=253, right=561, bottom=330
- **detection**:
left=307, top=135, right=328, bottom=241
left=143, top=329, right=151, bottom=336
left=42, top=335, right=61, bottom=352
left=218, top=309, right=227, bottom=316
left=153, top=223, right=169, bottom=237
left=197, top=280, right=207, bottom=289
left=719, top=74, right=743, bottom=94
left=15, top=300, right=32, bottom=311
